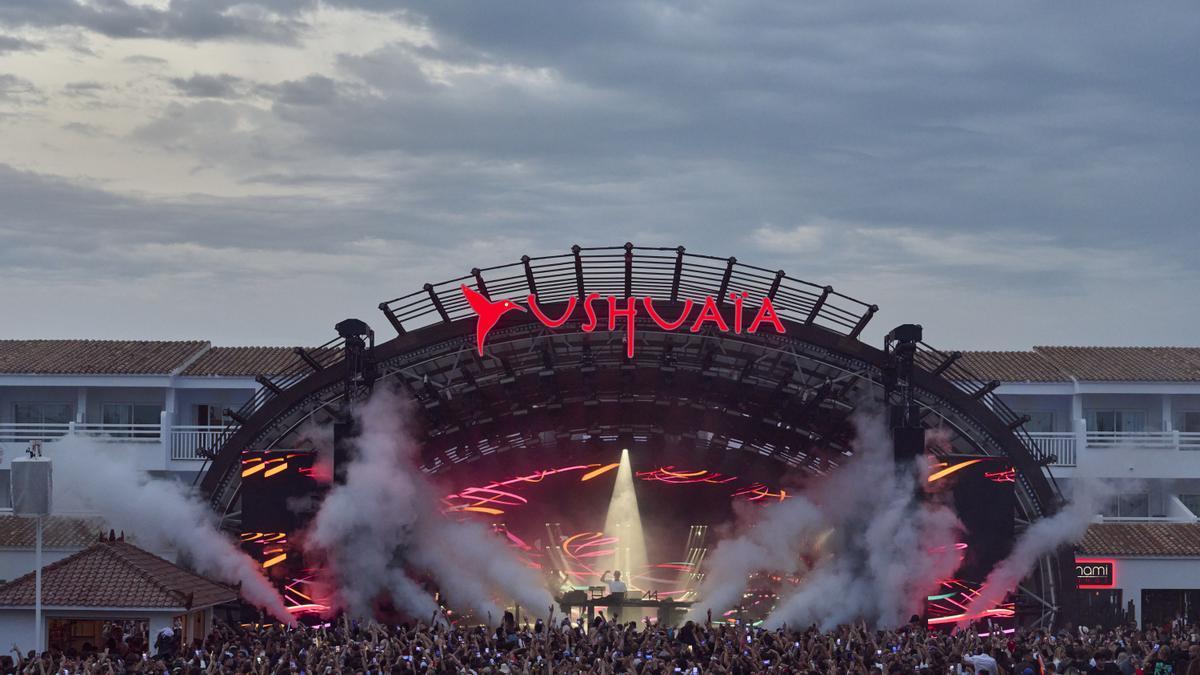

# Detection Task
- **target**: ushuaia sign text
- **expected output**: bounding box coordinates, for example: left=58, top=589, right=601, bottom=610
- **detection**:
left=461, top=285, right=785, bottom=357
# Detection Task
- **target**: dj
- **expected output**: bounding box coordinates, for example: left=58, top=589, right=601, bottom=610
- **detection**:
left=600, top=570, right=627, bottom=621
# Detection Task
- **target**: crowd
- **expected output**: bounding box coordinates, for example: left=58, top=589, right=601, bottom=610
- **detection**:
left=5, top=610, right=1200, bottom=675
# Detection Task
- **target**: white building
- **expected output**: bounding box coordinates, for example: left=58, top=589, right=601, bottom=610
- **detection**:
left=959, top=346, right=1200, bottom=627
left=1, top=340, right=1199, bottom=629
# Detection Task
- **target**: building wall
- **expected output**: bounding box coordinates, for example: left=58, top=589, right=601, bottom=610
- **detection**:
left=1106, top=557, right=1200, bottom=626
left=0, top=607, right=188, bottom=652
left=997, top=394, right=1073, bottom=432
left=173, top=387, right=255, bottom=426
left=1080, top=394, right=1166, bottom=431
left=0, top=387, right=79, bottom=424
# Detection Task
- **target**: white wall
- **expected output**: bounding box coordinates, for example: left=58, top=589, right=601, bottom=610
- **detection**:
left=1110, top=557, right=1200, bottom=625
left=0, top=607, right=184, bottom=652
left=1081, top=394, right=1165, bottom=431
left=173, top=387, right=255, bottom=426
left=998, top=394, right=1073, bottom=432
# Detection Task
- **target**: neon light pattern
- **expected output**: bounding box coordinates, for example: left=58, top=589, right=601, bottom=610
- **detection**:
left=925, top=579, right=1015, bottom=628
left=732, top=483, right=788, bottom=501
left=580, top=463, right=620, bottom=481
left=443, top=464, right=601, bottom=515
left=637, top=467, right=737, bottom=484
left=927, top=459, right=984, bottom=483
left=984, top=468, right=1017, bottom=483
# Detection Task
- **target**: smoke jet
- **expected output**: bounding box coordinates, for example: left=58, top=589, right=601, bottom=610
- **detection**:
left=953, top=476, right=1115, bottom=629
left=48, top=437, right=293, bottom=623
left=692, top=413, right=963, bottom=630
left=304, top=386, right=554, bottom=622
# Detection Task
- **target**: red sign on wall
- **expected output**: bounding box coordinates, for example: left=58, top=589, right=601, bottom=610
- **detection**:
left=1075, top=558, right=1116, bottom=589
left=461, top=285, right=786, bottom=357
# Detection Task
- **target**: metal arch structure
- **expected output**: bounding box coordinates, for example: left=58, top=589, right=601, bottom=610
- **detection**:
left=197, top=243, right=1072, bottom=626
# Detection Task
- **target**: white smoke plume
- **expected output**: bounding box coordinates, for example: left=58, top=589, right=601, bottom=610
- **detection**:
left=953, top=476, right=1116, bottom=629
left=304, top=386, right=554, bottom=622
left=692, top=413, right=964, bottom=630
left=47, top=437, right=293, bottom=623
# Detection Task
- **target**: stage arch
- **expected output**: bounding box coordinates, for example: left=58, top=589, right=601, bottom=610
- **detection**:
left=197, top=244, right=1070, bottom=625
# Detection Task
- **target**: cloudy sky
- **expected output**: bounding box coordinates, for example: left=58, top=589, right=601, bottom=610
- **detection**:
left=0, top=1, right=1196, bottom=349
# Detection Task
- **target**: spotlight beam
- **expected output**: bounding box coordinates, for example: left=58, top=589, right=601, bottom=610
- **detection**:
left=602, top=448, right=648, bottom=589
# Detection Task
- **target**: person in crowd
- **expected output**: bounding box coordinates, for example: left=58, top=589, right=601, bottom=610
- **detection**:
left=9, top=613, right=1197, bottom=675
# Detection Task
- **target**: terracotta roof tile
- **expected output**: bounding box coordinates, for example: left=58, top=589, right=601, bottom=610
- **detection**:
left=955, top=351, right=1069, bottom=383
left=0, top=340, right=208, bottom=375
left=1034, top=346, right=1200, bottom=382
left=1077, top=522, right=1200, bottom=557
left=0, top=540, right=237, bottom=609
left=182, top=346, right=303, bottom=376
left=0, top=515, right=107, bottom=549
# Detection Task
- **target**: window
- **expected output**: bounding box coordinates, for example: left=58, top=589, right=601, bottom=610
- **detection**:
left=1180, top=412, right=1200, bottom=434
left=14, top=402, right=73, bottom=425
left=1180, top=494, right=1200, bottom=517
left=1018, top=411, right=1055, bottom=433
left=1102, top=492, right=1150, bottom=518
left=1089, top=410, right=1147, bottom=433
left=101, top=403, right=161, bottom=438
left=12, top=403, right=73, bottom=437
left=195, top=404, right=228, bottom=427
left=0, top=470, right=9, bottom=509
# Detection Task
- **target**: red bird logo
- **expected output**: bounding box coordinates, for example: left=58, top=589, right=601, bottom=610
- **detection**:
left=460, top=284, right=525, bottom=355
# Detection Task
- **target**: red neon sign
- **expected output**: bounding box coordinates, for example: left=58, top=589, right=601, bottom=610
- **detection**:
left=1075, top=558, right=1117, bottom=589
left=461, top=285, right=786, bottom=357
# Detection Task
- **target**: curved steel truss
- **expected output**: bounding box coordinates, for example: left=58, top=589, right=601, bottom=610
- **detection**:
left=196, top=244, right=1070, bottom=626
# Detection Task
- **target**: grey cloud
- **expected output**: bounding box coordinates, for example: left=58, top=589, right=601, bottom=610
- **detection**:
left=169, top=73, right=246, bottom=98
left=0, top=34, right=42, bottom=53
left=263, top=74, right=340, bottom=106
left=123, top=54, right=168, bottom=65
left=61, top=121, right=105, bottom=136
left=0, top=0, right=314, bottom=43
left=0, top=73, right=41, bottom=104
left=291, top=2, right=1199, bottom=252
left=62, top=80, right=104, bottom=96
left=1, top=1, right=1199, bottom=348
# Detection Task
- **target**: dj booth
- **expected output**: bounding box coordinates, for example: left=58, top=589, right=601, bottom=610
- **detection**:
left=557, top=586, right=693, bottom=626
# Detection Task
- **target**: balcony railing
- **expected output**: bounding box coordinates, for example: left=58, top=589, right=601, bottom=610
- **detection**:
left=170, top=425, right=234, bottom=461
left=1028, top=432, right=1077, bottom=466
left=1086, top=431, right=1200, bottom=451
left=0, top=423, right=233, bottom=462
left=0, top=422, right=161, bottom=443
left=1027, top=430, right=1200, bottom=468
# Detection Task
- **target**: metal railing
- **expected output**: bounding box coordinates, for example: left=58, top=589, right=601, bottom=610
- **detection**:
left=1027, top=433, right=1077, bottom=466
left=379, top=245, right=878, bottom=339
left=911, top=343, right=1050, bottom=470
left=171, top=425, right=235, bottom=460
left=1086, top=430, right=1200, bottom=451
left=0, top=422, right=162, bottom=443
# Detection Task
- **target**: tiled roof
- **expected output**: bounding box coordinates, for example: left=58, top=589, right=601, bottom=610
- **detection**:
left=0, top=540, right=237, bottom=609
left=1078, top=522, right=1200, bottom=557
left=948, top=347, right=1200, bottom=383
left=0, top=515, right=107, bottom=549
left=182, top=346, right=301, bottom=376
left=0, top=340, right=208, bottom=375
left=1034, top=346, right=1200, bottom=382
left=956, top=351, right=1069, bottom=383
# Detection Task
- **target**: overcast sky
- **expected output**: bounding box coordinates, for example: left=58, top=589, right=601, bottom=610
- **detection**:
left=0, top=1, right=1196, bottom=349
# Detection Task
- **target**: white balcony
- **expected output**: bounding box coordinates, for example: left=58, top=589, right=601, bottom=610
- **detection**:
left=169, top=425, right=230, bottom=461
left=1028, top=432, right=1078, bottom=466
left=1029, top=430, right=1200, bottom=478
left=0, top=422, right=232, bottom=469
